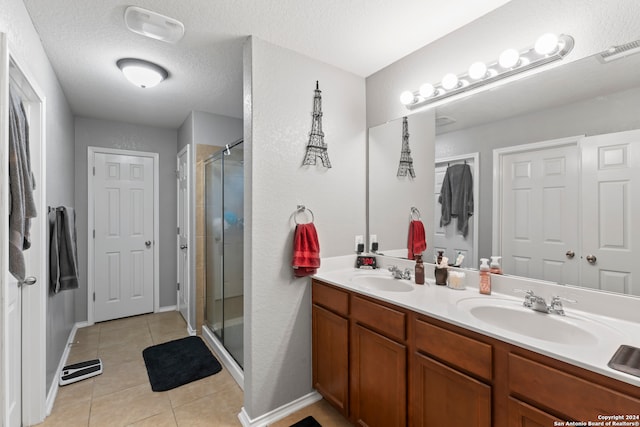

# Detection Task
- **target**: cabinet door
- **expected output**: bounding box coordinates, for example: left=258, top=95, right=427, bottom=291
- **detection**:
left=312, top=304, right=349, bottom=416
left=412, top=353, right=491, bottom=427
left=351, top=324, right=406, bottom=427
left=508, top=397, right=563, bottom=427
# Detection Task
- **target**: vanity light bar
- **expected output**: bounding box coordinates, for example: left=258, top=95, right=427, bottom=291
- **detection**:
left=401, top=33, right=574, bottom=110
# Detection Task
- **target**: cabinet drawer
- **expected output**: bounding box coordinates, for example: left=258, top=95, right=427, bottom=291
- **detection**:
left=352, top=295, right=406, bottom=342
left=414, top=318, right=492, bottom=381
left=509, top=353, right=640, bottom=420
left=312, top=280, right=349, bottom=316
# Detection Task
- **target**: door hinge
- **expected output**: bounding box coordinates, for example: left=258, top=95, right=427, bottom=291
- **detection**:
left=177, top=282, right=180, bottom=291
left=93, top=292, right=95, bottom=302
left=93, top=229, right=95, bottom=238
left=93, top=166, right=95, bottom=176
left=177, top=227, right=180, bottom=235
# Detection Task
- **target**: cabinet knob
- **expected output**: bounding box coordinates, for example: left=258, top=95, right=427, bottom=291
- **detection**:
left=566, top=250, right=575, bottom=259
left=586, top=255, right=597, bottom=264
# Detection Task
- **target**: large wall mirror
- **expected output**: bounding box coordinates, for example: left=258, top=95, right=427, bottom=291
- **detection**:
left=368, top=47, right=640, bottom=298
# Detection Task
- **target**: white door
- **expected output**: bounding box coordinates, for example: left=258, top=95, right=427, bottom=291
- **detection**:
left=581, top=130, right=640, bottom=295
left=500, top=144, right=580, bottom=284
left=433, top=155, right=478, bottom=268
left=2, top=36, right=47, bottom=427
left=177, top=146, right=190, bottom=324
left=93, top=152, right=154, bottom=322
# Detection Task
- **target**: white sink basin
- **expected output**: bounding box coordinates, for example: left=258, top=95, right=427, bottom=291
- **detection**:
left=457, top=298, right=612, bottom=346
left=351, top=275, right=414, bottom=292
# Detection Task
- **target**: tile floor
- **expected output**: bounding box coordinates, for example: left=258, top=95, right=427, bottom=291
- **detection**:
left=37, top=311, right=351, bottom=427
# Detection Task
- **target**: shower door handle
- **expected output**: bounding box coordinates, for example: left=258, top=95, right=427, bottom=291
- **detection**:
left=180, top=244, right=188, bottom=250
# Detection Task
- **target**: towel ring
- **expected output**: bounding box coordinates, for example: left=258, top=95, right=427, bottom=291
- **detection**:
left=410, top=206, right=421, bottom=220
left=294, top=205, right=315, bottom=224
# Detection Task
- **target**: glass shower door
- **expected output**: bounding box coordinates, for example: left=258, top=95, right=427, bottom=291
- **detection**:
left=222, top=142, right=243, bottom=367
left=204, top=141, right=244, bottom=369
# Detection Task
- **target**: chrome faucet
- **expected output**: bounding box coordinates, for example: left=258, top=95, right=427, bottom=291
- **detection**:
left=388, top=265, right=412, bottom=280
left=515, top=289, right=576, bottom=316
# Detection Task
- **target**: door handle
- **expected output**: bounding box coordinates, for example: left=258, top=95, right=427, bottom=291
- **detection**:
left=20, top=276, right=37, bottom=287
left=180, top=244, right=188, bottom=250
left=586, top=255, right=597, bottom=264
left=145, top=241, right=152, bottom=247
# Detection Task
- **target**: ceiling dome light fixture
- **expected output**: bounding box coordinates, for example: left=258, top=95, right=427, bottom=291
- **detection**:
left=117, top=58, right=168, bottom=88
left=400, top=33, right=575, bottom=110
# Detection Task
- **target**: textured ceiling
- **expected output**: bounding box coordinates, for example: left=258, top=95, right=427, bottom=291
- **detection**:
left=22, top=0, right=511, bottom=129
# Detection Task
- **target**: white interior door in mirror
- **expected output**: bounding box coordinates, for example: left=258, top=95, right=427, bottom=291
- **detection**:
left=500, top=144, right=579, bottom=285
left=433, top=154, right=478, bottom=268
left=581, top=130, right=640, bottom=295
left=177, top=146, right=189, bottom=325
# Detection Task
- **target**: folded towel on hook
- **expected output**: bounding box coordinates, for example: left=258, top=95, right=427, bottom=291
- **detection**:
left=408, top=220, right=427, bottom=260
left=292, top=223, right=320, bottom=277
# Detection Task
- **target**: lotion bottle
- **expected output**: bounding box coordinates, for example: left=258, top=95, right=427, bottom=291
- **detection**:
left=415, top=254, right=425, bottom=285
left=479, top=258, right=491, bottom=295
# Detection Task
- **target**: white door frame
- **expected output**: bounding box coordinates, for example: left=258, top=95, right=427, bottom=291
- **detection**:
left=492, top=135, right=583, bottom=256
left=87, top=147, right=159, bottom=325
left=176, top=145, right=190, bottom=327
left=0, top=33, right=48, bottom=425
left=435, top=152, right=480, bottom=269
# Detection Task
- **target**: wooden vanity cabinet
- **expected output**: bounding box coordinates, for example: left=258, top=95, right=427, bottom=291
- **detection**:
left=312, top=280, right=350, bottom=416
left=312, top=278, right=640, bottom=427
left=411, top=316, right=492, bottom=427
left=351, top=295, right=408, bottom=427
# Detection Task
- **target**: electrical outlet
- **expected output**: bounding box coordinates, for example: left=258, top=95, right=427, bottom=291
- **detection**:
left=369, top=234, right=378, bottom=251
left=354, top=235, right=364, bottom=252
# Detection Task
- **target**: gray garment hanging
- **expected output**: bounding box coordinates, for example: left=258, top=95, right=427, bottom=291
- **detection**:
left=8, top=86, right=37, bottom=281
left=438, top=163, right=473, bottom=237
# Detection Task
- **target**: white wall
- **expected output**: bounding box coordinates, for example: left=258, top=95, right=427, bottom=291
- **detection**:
left=1, top=0, right=76, bottom=392
left=243, top=36, right=366, bottom=419
left=366, top=0, right=640, bottom=127
left=74, top=117, right=178, bottom=318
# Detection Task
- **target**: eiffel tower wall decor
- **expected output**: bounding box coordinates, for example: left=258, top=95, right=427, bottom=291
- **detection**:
left=302, top=81, right=332, bottom=168
left=397, top=116, right=415, bottom=178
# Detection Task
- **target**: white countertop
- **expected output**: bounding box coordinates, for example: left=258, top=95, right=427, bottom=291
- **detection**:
left=314, top=255, right=640, bottom=388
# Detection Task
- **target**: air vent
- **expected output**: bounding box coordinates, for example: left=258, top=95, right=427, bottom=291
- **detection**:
left=435, top=116, right=457, bottom=127
left=598, top=40, right=640, bottom=63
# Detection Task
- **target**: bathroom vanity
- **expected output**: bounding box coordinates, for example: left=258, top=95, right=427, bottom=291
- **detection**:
left=311, top=263, right=640, bottom=427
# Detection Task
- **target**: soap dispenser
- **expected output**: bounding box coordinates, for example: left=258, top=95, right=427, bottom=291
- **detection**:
left=414, top=254, right=425, bottom=285
left=479, top=258, right=491, bottom=295
left=490, top=256, right=502, bottom=274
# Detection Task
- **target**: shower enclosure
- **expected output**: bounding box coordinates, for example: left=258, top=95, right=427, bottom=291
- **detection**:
left=204, top=140, right=244, bottom=369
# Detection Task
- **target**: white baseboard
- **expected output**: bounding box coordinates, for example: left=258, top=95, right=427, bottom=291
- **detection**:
left=237, top=391, right=322, bottom=427
left=158, top=305, right=177, bottom=313
left=201, top=325, right=244, bottom=390
left=45, top=321, right=86, bottom=415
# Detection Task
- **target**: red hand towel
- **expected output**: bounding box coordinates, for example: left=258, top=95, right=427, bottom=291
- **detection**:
left=408, top=220, right=427, bottom=260
left=292, top=223, right=320, bottom=277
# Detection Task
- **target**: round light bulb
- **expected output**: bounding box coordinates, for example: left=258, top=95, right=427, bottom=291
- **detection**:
left=419, top=83, right=435, bottom=98
left=535, top=33, right=559, bottom=55
left=468, top=61, right=488, bottom=80
left=400, top=90, right=415, bottom=105
left=499, top=48, right=520, bottom=69
left=441, top=73, right=459, bottom=90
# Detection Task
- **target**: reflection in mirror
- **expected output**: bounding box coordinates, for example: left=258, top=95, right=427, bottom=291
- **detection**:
left=368, top=110, right=435, bottom=260
left=433, top=49, right=640, bottom=296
